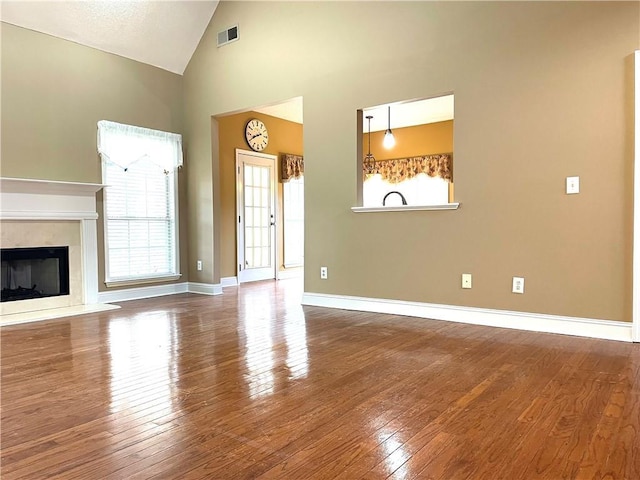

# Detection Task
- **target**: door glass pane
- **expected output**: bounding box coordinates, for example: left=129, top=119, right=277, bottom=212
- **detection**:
left=244, top=163, right=271, bottom=269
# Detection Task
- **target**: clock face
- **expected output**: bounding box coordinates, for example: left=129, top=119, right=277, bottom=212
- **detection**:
left=245, top=119, right=269, bottom=152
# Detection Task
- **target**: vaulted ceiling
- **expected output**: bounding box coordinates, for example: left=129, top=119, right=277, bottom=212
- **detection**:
left=1, top=1, right=219, bottom=75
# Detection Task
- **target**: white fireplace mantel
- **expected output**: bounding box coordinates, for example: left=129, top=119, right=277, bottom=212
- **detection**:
left=0, top=177, right=107, bottom=221
left=0, top=177, right=116, bottom=324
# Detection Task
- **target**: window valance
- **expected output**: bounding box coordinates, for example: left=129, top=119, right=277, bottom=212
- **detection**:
left=281, top=153, right=304, bottom=182
left=366, top=153, right=452, bottom=184
left=97, top=120, right=183, bottom=173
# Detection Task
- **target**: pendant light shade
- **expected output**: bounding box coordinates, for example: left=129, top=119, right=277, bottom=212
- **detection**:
left=383, top=106, right=395, bottom=149
left=363, top=115, right=377, bottom=175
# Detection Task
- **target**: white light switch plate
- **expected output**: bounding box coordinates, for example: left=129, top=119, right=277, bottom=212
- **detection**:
left=566, top=176, right=580, bottom=194
left=512, top=277, right=525, bottom=294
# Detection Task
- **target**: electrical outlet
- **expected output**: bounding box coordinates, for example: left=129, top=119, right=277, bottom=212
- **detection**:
left=197, top=260, right=203, bottom=271
left=566, top=176, right=580, bottom=194
left=320, top=266, right=328, bottom=280
left=462, top=273, right=472, bottom=289
left=512, top=276, right=525, bottom=294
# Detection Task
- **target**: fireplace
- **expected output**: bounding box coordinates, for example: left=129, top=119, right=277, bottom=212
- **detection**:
left=0, top=177, right=117, bottom=323
left=1, top=246, right=70, bottom=302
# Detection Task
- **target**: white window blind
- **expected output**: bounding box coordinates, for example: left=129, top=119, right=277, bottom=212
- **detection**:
left=283, top=177, right=304, bottom=267
left=98, top=121, right=181, bottom=284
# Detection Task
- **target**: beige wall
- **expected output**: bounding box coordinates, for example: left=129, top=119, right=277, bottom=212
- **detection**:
left=1, top=23, right=187, bottom=291
left=185, top=2, right=638, bottom=322
left=217, top=111, right=303, bottom=279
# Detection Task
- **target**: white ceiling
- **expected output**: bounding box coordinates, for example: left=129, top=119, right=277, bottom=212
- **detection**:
left=0, top=0, right=219, bottom=74
left=363, top=95, right=455, bottom=132
left=253, top=95, right=454, bottom=130
left=254, top=97, right=304, bottom=125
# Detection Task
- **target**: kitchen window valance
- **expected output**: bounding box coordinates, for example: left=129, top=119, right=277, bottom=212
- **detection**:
left=281, top=153, right=304, bottom=181
left=365, top=153, right=452, bottom=184
left=97, top=120, right=183, bottom=173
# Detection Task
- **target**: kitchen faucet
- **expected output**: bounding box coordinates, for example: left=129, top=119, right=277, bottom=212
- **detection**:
left=382, top=191, right=407, bottom=206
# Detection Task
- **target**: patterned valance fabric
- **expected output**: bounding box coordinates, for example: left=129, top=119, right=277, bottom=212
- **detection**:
left=366, top=153, right=452, bottom=184
left=281, top=153, right=304, bottom=181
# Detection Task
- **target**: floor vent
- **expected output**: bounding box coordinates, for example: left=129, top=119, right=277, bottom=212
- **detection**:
left=217, top=25, right=239, bottom=47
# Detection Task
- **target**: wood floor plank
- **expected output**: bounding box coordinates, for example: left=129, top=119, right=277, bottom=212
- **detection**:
left=2, top=279, right=639, bottom=479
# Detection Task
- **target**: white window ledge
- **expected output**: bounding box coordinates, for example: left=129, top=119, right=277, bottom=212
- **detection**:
left=105, top=274, right=182, bottom=288
left=351, top=203, right=460, bottom=213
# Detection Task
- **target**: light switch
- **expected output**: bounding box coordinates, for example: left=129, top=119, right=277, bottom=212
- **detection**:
left=512, top=277, right=525, bottom=294
left=566, top=176, right=580, bottom=194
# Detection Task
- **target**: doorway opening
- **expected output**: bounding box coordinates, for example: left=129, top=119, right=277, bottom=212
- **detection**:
left=215, top=96, right=304, bottom=286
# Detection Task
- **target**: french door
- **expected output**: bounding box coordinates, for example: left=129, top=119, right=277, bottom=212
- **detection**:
left=236, top=149, right=277, bottom=283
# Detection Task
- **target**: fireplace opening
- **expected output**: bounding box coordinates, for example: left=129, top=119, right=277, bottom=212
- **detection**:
left=1, top=247, right=70, bottom=302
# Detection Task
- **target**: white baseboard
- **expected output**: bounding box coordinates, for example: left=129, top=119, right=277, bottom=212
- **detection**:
left=188, top=282, right=223, bottom=295
left=221, top=276, right=239, bottom=288
left=98, top=282, right=224, bottom=302
left=301, top=292, right=634, bottom=343
left=98, top=282, right=189, bottom=303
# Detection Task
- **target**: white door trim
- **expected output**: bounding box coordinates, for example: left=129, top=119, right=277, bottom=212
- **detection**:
left=235, top=149, right=277, bottom=284
left=633, top=50, right=640, bottom=342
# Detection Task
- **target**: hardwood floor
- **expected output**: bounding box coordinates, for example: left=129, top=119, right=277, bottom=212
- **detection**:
left=1, top=279, right=639, bottom=479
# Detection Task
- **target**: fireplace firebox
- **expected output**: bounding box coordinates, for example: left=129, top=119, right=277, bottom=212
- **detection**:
left=1, top=247, right=70, bottom=302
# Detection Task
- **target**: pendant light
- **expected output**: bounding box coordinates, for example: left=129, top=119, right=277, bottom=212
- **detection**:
left=364, top=115, right=377, bottom=175
left=383, top=106, right=396, bottom=149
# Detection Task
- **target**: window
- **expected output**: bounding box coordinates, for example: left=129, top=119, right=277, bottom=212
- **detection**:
left=97, top=121, right=182, bottom=285
left=364, top=173, right=449, bottom=207
left=360, top=94, right=454, bottom=208
left=283, top=176, right=304, bottom=267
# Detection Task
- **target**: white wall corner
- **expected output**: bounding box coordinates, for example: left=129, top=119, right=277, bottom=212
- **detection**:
left=97, top=282, right=189, bottom=303
left=188, top=282, right=223, bottom=295
left=634, top=50, right=640, bottom=343
left=301, top=292, right=634, bottom=343
left=221, top=276, right=239, bottom=288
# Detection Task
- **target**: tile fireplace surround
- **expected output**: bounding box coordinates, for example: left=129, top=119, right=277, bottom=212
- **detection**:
left=0, top=177, right=119, bottom=325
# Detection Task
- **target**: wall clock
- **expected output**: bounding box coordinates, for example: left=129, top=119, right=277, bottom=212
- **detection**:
left=245, top=119, right=269, bottom=152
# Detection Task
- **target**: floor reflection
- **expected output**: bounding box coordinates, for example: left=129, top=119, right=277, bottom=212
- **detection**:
left=379, top=431, right=410, bottom=478
left=284, top=317, right=308, bottom=380
left=242, top=288, right=276, bottom=398
left=108, top=311, right=178, bottom=414
left=240, top=280, right=309, bottom=398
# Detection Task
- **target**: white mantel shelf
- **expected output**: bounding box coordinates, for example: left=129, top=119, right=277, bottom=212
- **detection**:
left=0, top=177, right=106, bottom=221
left=0, top=177, right=106, bottom=196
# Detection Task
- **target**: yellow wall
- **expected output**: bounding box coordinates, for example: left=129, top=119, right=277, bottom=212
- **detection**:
left=366, top=120, right=454, bottom=161
left=1, top=23, right=187, bottom=291
left=217, top=111, right=304, bottom=278
left=185, top=1, right=638, bottom=322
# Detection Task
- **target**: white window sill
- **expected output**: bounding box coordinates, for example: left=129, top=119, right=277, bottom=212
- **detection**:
left=105, top=274, right=182, bottom=288
left=351, top=203, right=460, bottom=213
